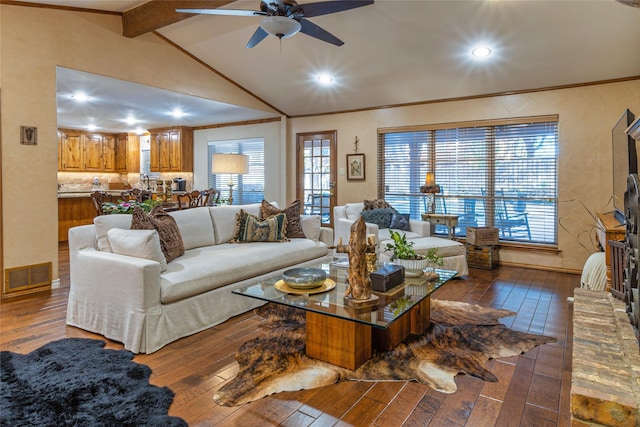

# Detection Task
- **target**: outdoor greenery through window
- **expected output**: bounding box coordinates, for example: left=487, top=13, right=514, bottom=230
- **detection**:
left=377, top=115, right=558, bottom=244
left=208, top=138, right=264, bottom=205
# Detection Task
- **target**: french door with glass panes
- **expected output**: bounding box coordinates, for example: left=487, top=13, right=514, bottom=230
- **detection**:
left=296, top=131, right=337, bottom=227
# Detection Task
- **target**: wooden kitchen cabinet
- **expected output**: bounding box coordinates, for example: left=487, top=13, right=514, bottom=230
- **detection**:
left=59, top=129, right=84, bottom=171
left=58, top=196, right=96, bottom=241
left=149, top=127, right=193, bottom=172
left=84, top=133, right=104, bottom=171
left=102, top=134, right=117, bottom=171
left=116, top=133, right=129, bottom=172
left=58, top=129, right=129, bottom=172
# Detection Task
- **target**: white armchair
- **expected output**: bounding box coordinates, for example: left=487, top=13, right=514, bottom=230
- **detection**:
left=333, top=202, right=469, bottom=276
left=333, top=203, right=430, bottom=249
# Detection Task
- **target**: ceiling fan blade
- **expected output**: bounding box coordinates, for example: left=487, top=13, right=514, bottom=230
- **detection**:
left=299, top=18, right=343, bottom=46
left=246, top=27, right=269, bottom=48
left=300, top=0, right=374, bottom=18
left=176, top=8, right=266, bottom=17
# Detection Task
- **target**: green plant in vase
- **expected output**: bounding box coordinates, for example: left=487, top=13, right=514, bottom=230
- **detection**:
left=384, top=230, right=443, bottom=279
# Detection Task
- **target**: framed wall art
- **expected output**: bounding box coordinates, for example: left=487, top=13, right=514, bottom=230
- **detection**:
left=20, top=126, right=37, bottom=145
left=347, top=153, right=365, bottom=181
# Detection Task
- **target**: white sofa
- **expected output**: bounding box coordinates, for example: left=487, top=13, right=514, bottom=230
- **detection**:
left=66, top=204, right=333, bottom=354
left=334, top=203, right=468, bottom=276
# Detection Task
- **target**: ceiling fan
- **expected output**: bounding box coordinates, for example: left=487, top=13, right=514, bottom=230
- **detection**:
left=176, top=0, right=374, bottom=48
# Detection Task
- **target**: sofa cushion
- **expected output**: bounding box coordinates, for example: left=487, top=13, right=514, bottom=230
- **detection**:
left=169, top=207, right=215, bottom=250
left=406, top=236, right=467, bottom=258
left=233, top=209, right=288, bottom=243
left=131, top=206, right=184, bottom=263
left=300, top=215, right=321, bottom=241
left=209, top=204, right=261, bottom=244
left=389, top=213, right=411, bottom=231
left=107, top=228, right=167, bottom=272
left=378, top=228, right=423, bottom=242
left=261, top=199, right=305, bottom=238
left=160, top=240, right=329, bottom=304
left=94, top=214, right=133, bottom=252
left=361, top=208, right=395, bottom=229
left=364, top=199, right=394, bottom=211
left=345, top=203, right=365, bottom=220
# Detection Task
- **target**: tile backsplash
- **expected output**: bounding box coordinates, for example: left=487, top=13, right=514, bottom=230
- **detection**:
left=57, top=172, right=193, bottom=192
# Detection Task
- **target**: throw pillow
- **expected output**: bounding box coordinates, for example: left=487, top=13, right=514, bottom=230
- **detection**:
left=260, top=199, right=305, bottom=238
left=389, top=213, right=411, bottom=231
left=361, top=208, right=395, bottom=229
left=233, top=209, right=288, bottom=243
left=363, top=199, right=394, bottom=211
left=107, top=228, right=167, bottom=272
left=130, top=206, right=184, bottom=263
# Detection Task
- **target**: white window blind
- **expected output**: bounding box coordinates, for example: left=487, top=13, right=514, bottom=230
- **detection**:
left=208, top=138, right=264, bottom=205
left=378, top=116, right=558, bottom=244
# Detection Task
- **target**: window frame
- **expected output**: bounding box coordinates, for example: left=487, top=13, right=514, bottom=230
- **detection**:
left=377, top=115, right=559, bottom=245
left=208, top=138, right=265, bottom=205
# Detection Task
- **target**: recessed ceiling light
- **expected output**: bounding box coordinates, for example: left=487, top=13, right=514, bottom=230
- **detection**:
left=171, top=108, right=184, bottom=118
left=71, top=92, right=90, bottom=102
left=135, top=127, right=147, bottom=135
left=471, top=46, right=492, bottom=58
left=125, top=116, right=137, bottom=125
left=87, top=124, right=97, bottom=131
left=316, top=74, right=334, bottom=86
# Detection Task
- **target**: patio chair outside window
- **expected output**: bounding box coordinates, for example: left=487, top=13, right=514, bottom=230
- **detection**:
left=493, top=190, right=531, bottom=240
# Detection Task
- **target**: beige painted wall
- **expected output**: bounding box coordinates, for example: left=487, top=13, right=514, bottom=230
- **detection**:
left=288, top=80, right=640, bottom=272
left=192, top=119, right=287, bottom=205
left=0, top=5, right=277, bottom=280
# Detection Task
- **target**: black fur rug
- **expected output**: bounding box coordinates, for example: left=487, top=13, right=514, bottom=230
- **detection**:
left=0, top=338, right=186, bottom=427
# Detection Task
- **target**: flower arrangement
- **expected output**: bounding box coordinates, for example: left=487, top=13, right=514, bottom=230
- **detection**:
left=101, top=199, right=159, bottom=214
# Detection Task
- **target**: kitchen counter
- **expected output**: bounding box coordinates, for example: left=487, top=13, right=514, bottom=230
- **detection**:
left=57, top=190, right=189, bottom=199
left=58, top=191, right=123, bottom=198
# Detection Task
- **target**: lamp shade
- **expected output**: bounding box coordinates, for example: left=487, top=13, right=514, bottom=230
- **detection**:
left=211, top=153, right=249, bottom=175
left=260, top=16, right=301, bottom=39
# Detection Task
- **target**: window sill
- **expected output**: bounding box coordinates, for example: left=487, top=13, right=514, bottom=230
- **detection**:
left=458, top=238, right=560, bottom=254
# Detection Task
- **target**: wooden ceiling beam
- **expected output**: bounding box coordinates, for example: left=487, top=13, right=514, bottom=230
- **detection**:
left=122, top=1, right=234, bottom=38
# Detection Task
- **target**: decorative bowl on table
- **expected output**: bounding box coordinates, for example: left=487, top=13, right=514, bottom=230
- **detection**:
left=281, top=268, right=327, bottom=289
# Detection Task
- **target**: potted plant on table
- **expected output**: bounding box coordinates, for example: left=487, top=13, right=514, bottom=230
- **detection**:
left=384, top=230, right=443, bottom=280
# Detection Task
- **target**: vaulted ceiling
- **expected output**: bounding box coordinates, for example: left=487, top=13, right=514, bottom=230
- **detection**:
left=16, top=0, right=640, bottom=132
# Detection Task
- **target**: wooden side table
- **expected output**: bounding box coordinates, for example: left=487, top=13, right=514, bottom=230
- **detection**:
left=421, top=213, right=459, bottom=240
left=595, top=212, right=625, bottom=291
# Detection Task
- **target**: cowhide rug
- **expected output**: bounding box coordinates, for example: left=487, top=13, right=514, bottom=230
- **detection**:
left=214, top=299, right=556, bottom=406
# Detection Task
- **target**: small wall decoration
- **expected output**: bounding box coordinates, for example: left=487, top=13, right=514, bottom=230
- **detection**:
left=20, top=126, right=37, bottom=145
left=347, top=153, right=365, bottom=181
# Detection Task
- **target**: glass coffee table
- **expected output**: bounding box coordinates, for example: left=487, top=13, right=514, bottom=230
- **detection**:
left=233, top=262, right=456, bottom=370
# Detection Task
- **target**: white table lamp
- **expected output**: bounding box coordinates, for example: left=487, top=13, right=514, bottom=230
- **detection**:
left=211, top=153, right=249, bottom=205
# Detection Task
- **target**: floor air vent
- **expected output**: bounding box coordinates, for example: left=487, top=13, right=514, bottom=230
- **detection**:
left=4, top=262, right=52, bottom=297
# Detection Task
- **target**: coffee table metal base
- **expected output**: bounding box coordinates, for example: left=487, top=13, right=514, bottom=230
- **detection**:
left=305, top=297, right=432, bottom=370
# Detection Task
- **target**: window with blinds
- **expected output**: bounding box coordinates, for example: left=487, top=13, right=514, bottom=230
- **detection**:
left=378, top=116, right=558, bottom=244
left=207, top=138, right=264, bottom=205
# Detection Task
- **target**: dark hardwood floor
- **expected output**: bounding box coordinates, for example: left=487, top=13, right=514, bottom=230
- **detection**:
left=0, top=242, right=579, bottom=426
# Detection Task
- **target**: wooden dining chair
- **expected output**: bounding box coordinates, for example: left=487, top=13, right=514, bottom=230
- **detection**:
left=188, top=191, right=206, bottom=208
left=204, top=188, right=221, bottom=206
left=90, top=191, right=114, bottom=216
left=121, top=188, right=152, bottom=203
left=176, top=192, right=193, bottom=210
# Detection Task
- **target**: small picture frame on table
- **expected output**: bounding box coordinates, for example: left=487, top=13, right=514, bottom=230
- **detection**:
left=347, top=153, right=365, bottom=181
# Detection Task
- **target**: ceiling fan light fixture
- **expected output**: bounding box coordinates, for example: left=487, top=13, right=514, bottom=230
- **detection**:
left=259, top=16, right=301, bottom=39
